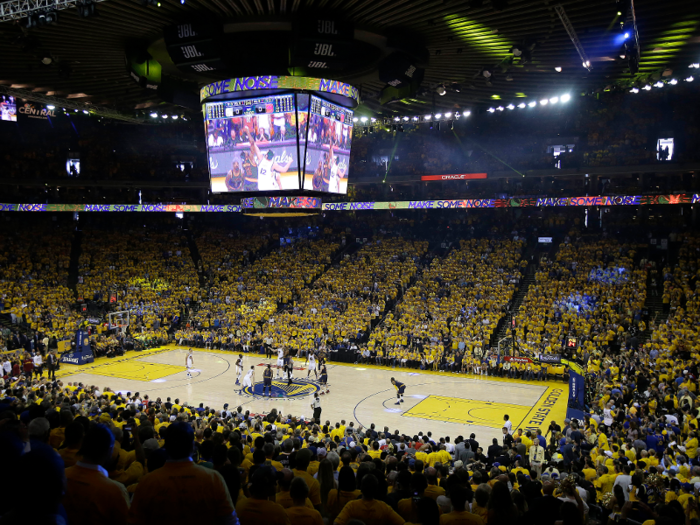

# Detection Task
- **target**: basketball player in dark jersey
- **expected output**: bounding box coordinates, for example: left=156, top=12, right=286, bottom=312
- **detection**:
left=241, top=129, right=260, bottom=191
left=225, top=160, right=243, bottom=191
left=312, top=160, right=324, bottom=191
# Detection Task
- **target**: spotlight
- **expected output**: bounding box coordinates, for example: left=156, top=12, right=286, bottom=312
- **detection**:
left=403, top=116, right=409, bottom=121
left=555, top=67, right=562, bottom=72
left=352, top=117, right=358, bottom=122
left=412, top=116, right=419, bottom=121
left=462, top=111, right=471, bottom=117
left=685, top=76, right=694, bottom=82
left=451, top=83, right=461, bottom=92
left=370, top=118, right=376, bottom=123
left=539, top=99, right=548, bottom=105
left=162, top=114, right=169, bottom=118
left=444, top=112, right=452, bottom=118
left=528, top=101, right=537, bottom=107
left=436, top=84, right=447, bottom=96
left=669, top=79, right=678, bottom=85
left=624, top=32, right=630, bottom=39
left=690, top=64, right=700, bottom=69
left=171, top=115, right=179, bottom=120
left=560, top=94, right=571, bottom=103
left=549, top=97, right=559, bottom=104
left=394, top=117, right=400, bottom=122
left=653, top=81, right=664, bottom=88
left=480, top=67, right=493, bottom=79
left=181, top=0, right=185, bottom=3
left=506, top=104, right=515, bottom=110
left=487, top=108, right=495, bottom=113
left=82, top=110, right=88, bottom=114
left=41, top=56, right=53, bottom=66
left=150, top=112, right=158, bottom=118
left=629, top=87, right=639, bottom=93
left=435, top=113, right=442, bottom=119
left=643, top=85, right=651, bottom=90
left=517, top=103, right=526, bottom=108
left=424, top=115, right=432, bottom=120
left=582, top=60, right=591, bottom=68
left=496, top=106, right=504, bottom=111
left=47, top=105, right=55, bottom=110
left=360, top=116, right=368, bottom=122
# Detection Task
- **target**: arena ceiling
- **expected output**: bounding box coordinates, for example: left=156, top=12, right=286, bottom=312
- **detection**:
left=0, top=0, right=699, bottom=119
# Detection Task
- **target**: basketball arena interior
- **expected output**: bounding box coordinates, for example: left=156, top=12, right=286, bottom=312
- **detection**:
left=1, top=1, right=700, bottom=524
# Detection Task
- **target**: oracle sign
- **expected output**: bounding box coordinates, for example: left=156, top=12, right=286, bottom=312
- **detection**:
left=421, top=173, right=487, bottom=181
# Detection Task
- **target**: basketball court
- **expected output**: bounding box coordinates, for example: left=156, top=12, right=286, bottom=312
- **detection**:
left=58, top=345, right=568, bottom=442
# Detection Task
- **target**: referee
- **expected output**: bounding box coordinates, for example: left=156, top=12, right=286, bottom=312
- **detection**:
left=391, top=377, right=406, bottom=405
left=310, top=393, right=322, bottom=424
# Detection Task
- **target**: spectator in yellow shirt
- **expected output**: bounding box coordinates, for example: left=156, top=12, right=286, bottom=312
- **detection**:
left=237, top=466, right=291, bottom=525
left=63, top=424, right=130, bottom=525
left=129, top=422, right=237, bottom=525
left=334, top=473, right=404, bottom=525
left=285, top=477, right=324, bottom=525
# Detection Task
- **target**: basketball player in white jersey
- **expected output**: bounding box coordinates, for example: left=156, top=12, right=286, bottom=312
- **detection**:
left=307, top=352, right=318, bottom=380
left=276, top=347, right=285, bottom=378
left=257, top=149, right=293, bottom=190
left=235, top=354, right=244, bottom=385
left=239, top=366, right=255, bottom=395
left=327, top=143, right=346, bottom=193
left=185, top=349, right=194, bottom=379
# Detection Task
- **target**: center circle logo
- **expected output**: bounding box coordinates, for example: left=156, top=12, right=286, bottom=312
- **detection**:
left=242, top=379, right=320, bottom=399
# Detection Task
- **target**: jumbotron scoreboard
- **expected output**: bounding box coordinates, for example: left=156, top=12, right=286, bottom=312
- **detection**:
left=201, top=75, right=358, bottom=195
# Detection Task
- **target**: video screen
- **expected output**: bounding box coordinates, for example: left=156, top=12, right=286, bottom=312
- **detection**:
left=206, top=94, right=301, bottom=192
left=303, top=95, right=353, bottom=194
left=0, top=96, right=17, bottom=123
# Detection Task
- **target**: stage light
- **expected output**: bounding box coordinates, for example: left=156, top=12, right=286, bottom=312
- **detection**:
left=352, top=117, right=358, bottom=122
left=47, top=105, right=55, bottom=110
left=463, top=111, right=471, bottom=117
left=82, top=110, right=88, bottom=114
left=171, top=115, right=179, bottom=120
left=150, top=112, right=158, bottom=118
left=506, top=104, right=515, bottom=110
left=41, top=56, right=53, bottom=66
left=479, top=67, right=493, bottom=78
left=685, top=76, right=694, bottom=82
left=496, top=106, right=504, bottom=111
left=487, top=108, right=495, bottom=113
left=617, top=11, right=622, bottom=16
left=549, top=97, right=559, bottom=104
left=669, top=79, right=678, bottom=85
left=370, top=118, right=376, bottom=123
left=517, top=103, right=526, bottom=108
left=451, top=83, right=461, bottom=92
left=360, top=116, right=368, bottom=122
left=690, top=64, right=700, bottom=69
left=643, top=85, right=651, bottom=90
left=654, top=81, right=664, bottom=88
left=629, top=87, right=639, bottom=93
left=412, top=116, right=419, bottom=121
left=436, top=84, right=447, bottom=96
left=444, top=112, right=452, bottom=118
left=555, top=66, right=562, bottom=72
left=582, top=60, right=591, bottom=68
left=435, top=113, right=442, bottom=119
left=528, top=101, right=537, bottom=107
left=424, top=115, right=432, bottom=120
left=540, top=99, right=548, bottom=105
left=560, top=94, right=571, bottom=103
left=624, top=32, right=630, bottom=39
left=403, top=116, right=409, bottom=121
left=162, top=114, right=169, bottom=118
left=394, top=117, right=400, bottom=121
left=181, top=0, right=185, bottom=3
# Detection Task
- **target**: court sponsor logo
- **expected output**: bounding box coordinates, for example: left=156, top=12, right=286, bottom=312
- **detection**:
left=242, top=378, right=320, bottom=399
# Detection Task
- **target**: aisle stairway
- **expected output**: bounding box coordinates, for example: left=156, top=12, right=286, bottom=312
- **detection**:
left=67, top=230, right=82, bottom=294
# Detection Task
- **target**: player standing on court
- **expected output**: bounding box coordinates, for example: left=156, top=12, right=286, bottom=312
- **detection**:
left=235, top=354, right=243, bottom=385
left=185, top=349, right=194, bottom=379
left=262, top=364, right=273, bottom=397
left=284, top=354, right=294, bottom=386
left=276, top=347, right=286, bottom=379
left=319, top=364, right=329, bottom=395
left=307, top=351, right=318, bottom=380
left=391, top=377, right=406, bottom=405
left=239, top=366, right=255, bottom=395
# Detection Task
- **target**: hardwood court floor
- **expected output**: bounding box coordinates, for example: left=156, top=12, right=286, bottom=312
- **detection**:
left=59, top=345, right=569, bottom=442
